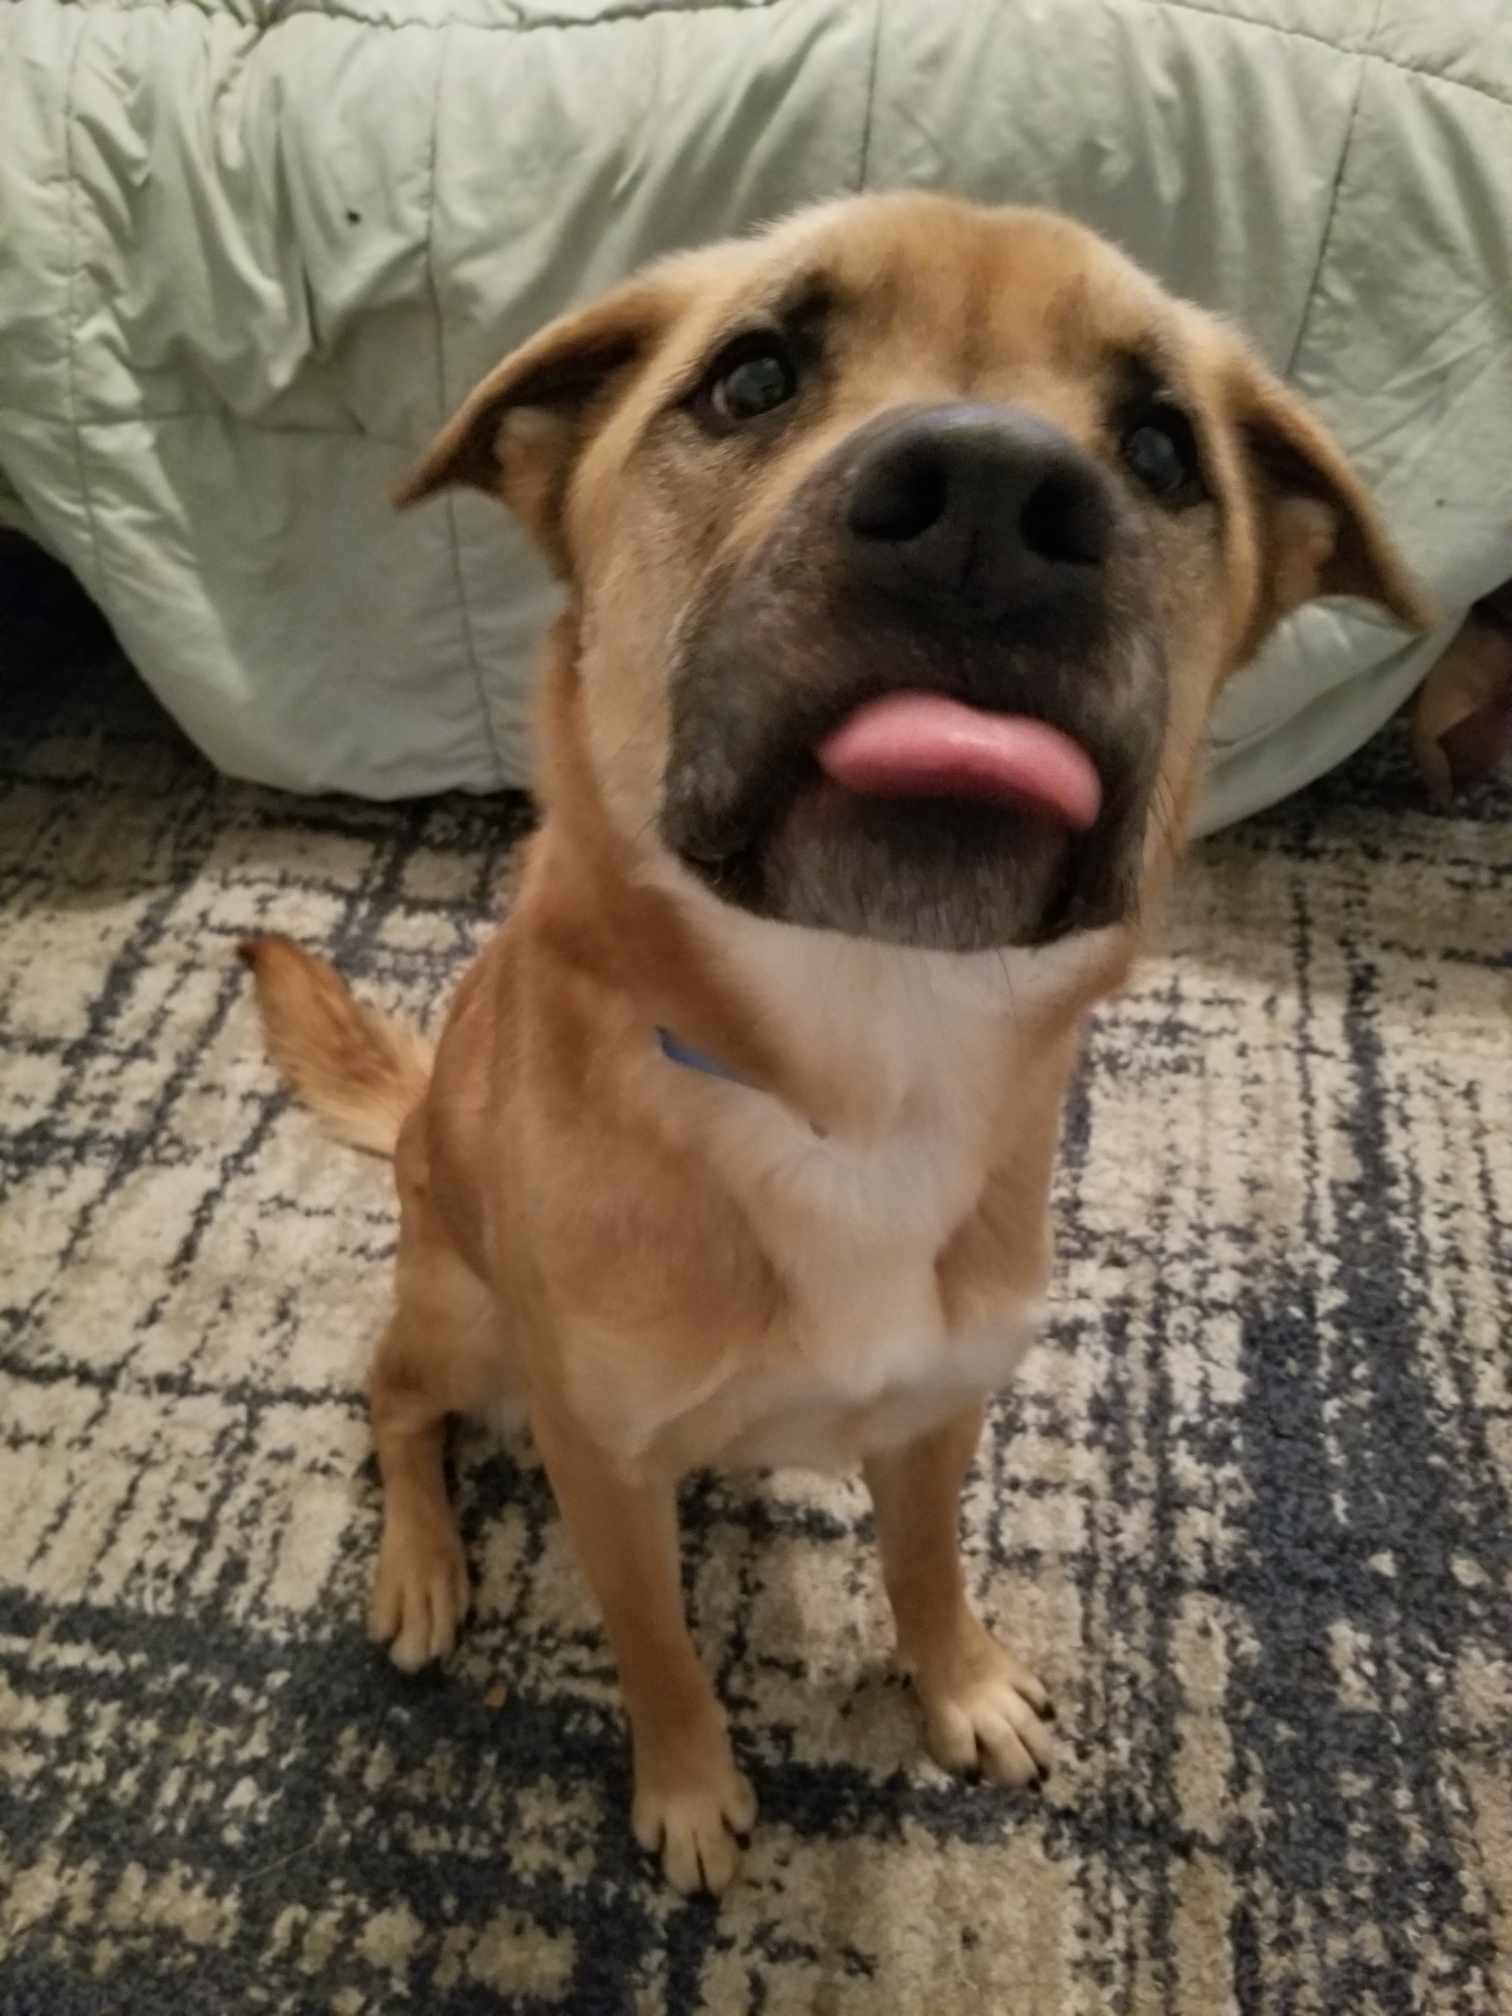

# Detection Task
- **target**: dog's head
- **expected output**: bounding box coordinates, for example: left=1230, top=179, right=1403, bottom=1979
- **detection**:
left=400, top=194, right=1427, bottom=954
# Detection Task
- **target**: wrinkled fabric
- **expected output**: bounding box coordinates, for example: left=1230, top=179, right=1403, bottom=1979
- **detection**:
left=1, top=0, right=1508, bottom=827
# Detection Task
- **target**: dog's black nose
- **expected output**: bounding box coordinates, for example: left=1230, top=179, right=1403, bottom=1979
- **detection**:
left=844, top=405, right=1112, bottom=620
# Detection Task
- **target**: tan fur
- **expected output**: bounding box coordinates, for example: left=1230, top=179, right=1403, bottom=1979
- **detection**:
left=245, top=194, right=1425, bottom=1895
left=237, top=935, right=432, bottom=1156
left=1411, top=607, right=1512, bottom=803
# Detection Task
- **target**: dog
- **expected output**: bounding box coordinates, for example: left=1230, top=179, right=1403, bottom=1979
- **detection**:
left=243, top=192, right=1427, bottom=1894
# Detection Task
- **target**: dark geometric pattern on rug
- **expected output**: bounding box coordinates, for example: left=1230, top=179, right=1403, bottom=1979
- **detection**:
left=2, top=605, right=1510, bottom=2013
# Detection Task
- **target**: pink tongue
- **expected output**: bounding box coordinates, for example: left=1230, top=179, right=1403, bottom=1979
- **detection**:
left=817, top=693, right=1101, bottom=830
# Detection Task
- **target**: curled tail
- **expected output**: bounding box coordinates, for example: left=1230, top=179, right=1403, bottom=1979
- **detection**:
left=239, top=935, right=432, bottom=1157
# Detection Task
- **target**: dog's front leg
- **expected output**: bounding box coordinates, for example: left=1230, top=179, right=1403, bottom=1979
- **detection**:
left=865, top=1402, right=1056, bottom=1787
left=531, top=1400, right=756, bottom=1894
left=368, top=1317, right=471, bottom=1672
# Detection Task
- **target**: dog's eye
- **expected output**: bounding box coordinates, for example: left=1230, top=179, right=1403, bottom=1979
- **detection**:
left=1121, top=403, right=1203, bottom=502
left=705, top=341, right=799, bottom=427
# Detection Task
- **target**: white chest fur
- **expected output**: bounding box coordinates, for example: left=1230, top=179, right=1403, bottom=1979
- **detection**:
left=695, top=1081, right=1039, bottom=1467
left=637, top=885, right=1106, bottom=1472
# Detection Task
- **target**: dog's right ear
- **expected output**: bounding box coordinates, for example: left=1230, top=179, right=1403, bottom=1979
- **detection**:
left=1216, top=342, right=1434, bottom=638
left=392, top=279, right=670, bottom=569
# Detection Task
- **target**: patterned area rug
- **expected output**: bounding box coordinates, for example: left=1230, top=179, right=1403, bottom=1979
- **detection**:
left=3, top=590, right=1510, bottom=2014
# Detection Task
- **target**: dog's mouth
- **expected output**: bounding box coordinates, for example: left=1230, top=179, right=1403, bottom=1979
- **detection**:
left=814, top=690, right=1103, bottom=829
left=662, top=671, right=1142, bottom=955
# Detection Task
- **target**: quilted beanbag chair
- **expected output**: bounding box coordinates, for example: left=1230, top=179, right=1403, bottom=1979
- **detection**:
left=1, top=0, right=1508, bottom=831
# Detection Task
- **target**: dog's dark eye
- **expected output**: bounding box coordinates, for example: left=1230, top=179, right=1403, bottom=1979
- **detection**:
left=1121, top=403, right=1203, bottom=502
left=706, top=342, right=799, bottom=427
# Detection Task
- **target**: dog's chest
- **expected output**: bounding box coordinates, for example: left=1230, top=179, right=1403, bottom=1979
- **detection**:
left=692, top=1097, right=1040, bottom=1471
left=717, top=1271, right=1040, bottom=1473
left=633, top=915, right=1085, bottom=1474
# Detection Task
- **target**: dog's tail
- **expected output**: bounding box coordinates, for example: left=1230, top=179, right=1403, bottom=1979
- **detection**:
left=238, top=935, right=432, bottom=1158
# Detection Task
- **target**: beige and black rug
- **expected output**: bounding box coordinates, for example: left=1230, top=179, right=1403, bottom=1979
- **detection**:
left=3, top=586, right=1510, bottom=2013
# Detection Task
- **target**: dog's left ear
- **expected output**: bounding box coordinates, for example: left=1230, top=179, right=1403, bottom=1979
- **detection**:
left=392, top=278, right=671, bottom=570
left=1223, top=349, right=1434, bottom=637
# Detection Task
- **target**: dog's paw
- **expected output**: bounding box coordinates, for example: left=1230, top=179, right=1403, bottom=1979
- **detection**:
left=368, top=1515, right=470, bottom=1672
left=632, top=1739, right=757, bottom=1896
left=913, top=1619, right=1055, bottom=1789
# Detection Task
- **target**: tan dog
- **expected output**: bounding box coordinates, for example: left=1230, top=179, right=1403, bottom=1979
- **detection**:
left=243, top=194, right=1426, bottom=1894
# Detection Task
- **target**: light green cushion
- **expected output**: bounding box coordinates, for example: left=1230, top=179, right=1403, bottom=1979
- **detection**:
left=2, top=0, right=1508, bottom=828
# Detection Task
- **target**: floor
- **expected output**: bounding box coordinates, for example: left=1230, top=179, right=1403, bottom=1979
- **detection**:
left=2, top=553, right=1510, bottom=2014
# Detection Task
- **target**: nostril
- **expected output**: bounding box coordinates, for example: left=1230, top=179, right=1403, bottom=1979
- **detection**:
left=848, top=445, right=950, bottom=544
left=1020, top=471, right=1110, bottom=567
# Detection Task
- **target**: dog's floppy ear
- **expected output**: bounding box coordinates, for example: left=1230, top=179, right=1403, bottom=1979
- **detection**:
left=1222, top=349, right=1434, bottom=636
left=392, top=279, right=669, bottom=568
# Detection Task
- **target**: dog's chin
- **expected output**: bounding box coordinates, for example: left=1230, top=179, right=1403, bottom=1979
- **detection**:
left=677, top=776, right=1127, bottom=953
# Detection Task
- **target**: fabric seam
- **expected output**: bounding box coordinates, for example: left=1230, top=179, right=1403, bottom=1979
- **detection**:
left=1126, top=0, right=1512, bottom=114
left=419, top=29, right=508, bottom=787
left=1281, top=0, right=1382, bottom=382
left=30, top=0, right=792, bottom=37
left=0, top=406, right=410, bottom=441
left=60, top=15, right=110, bottom=607
left=855, top=0, right=881, bottom=192
left=26, top=0, right=1512, bottom=110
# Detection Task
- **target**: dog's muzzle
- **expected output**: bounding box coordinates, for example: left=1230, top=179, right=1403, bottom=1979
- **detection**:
left=660, top=401, right=1166, bottom=953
